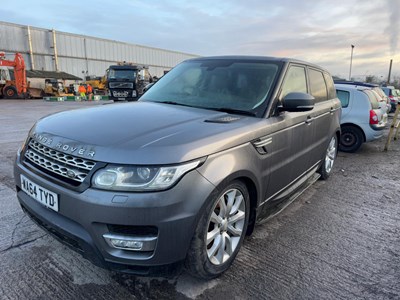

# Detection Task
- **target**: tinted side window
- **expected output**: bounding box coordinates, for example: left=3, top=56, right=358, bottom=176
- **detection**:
left=280, top=66, right=307, bottom=99
left=309, top=69, right=328, bottom=102
left=336, top=90, right=350, bottom=108
left=323, top=72, right=336, bottom=99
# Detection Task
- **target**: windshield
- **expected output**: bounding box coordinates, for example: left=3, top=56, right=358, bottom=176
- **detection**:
left=108, top=69, right=137, bottom=80
left=140, top=59, right=280, bottom=115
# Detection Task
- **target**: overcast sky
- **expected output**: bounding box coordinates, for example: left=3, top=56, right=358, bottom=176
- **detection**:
left=1, top=0, right=400, bottom=79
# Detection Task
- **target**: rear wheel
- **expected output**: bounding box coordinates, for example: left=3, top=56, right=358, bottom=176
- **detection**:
left=339, top=126, right=364, bottom=153
left=318, top=135, right=337, bottom=180
left=185, top=180, right=249, bottom=279
left=4, top=86, right=18, bottom=99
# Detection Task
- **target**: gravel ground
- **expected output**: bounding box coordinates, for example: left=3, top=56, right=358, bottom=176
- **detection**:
left=0, top=100, right=399, bottom=300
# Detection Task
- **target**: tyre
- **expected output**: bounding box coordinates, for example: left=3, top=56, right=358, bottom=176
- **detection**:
left=185, top=180, right=250, bottom=279
left=339, top=126, right=364, bottom=153
left=318, top=135, right=338, bottom=180
left=4, top=86, right=18, bottom=99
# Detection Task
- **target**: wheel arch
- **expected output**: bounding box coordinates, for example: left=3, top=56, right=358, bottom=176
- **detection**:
left=236, top=176, right=258, bottom=236
left=200, top=171, right=260, bottom=237
left=340, top=123, right=366, bottom=142
left=336, top=129, right=341, bottom=152
left=185, top=173, right=258, bottom=278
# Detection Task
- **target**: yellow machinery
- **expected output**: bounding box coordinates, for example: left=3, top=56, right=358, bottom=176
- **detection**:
left=44, top=78, right=74, bottom=97
left=85, top=75, right=107, bottom=95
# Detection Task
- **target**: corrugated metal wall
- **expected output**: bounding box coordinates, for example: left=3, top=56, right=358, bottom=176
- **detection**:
left=0, top=21, right=199, bottom=79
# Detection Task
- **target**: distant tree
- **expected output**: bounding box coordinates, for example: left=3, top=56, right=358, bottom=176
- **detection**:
left=365, top=75, right=377, bottom=83
left=332, top=75, right=346, bottom=81
left=391, top=75, right=400, bottom=88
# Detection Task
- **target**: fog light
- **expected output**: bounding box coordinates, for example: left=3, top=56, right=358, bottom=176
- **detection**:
left=103, top=233, right=157, bottom=251
left=110, top=239, right=143, bottom=250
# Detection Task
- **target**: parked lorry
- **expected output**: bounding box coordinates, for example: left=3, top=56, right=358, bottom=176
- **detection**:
left=106, top=62, right=152, bottom=101
left=0, top=52, right=42, bottom=98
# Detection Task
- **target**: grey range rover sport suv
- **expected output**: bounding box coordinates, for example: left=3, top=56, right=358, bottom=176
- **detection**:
left=14, top=56, right=341, bottom=279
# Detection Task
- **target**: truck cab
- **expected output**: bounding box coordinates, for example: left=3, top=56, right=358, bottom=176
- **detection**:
left=106, top=63, right=152, bottom=101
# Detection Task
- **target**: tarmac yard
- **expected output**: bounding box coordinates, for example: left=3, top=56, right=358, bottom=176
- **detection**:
left=0, top=100, right=399, bottom=300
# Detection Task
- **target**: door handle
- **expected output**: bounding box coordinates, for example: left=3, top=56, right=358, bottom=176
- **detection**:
left=305, top=116, right=314, bottom=124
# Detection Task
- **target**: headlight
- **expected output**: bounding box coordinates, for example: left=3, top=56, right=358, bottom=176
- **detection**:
left=92, top=160, right=202, bottom=191
left=20, top=135, right=29, bottom=152
left=20, top=124, right=36, bottom=152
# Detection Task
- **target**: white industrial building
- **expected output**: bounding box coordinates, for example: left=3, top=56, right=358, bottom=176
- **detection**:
left=0, top=21, right=199, bottom=79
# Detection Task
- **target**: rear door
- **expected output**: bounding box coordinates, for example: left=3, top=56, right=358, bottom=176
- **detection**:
left=306, top=68, right=336, bottom=165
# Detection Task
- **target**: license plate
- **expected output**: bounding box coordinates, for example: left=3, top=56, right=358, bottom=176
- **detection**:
left=118, top=98, right=125, bottom=100
left=20, top=175, right=59, bottom=212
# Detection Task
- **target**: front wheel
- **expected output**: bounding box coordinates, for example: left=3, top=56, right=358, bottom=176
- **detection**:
left=185, top=180, right=250, bottom=279
left=318, top=135, right=338, bottom=180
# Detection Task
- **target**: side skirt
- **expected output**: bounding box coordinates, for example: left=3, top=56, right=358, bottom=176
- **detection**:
left=256, top=168, right=321, bottom=225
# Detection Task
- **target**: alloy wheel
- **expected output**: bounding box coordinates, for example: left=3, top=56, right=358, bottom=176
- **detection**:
left=206, top=188, right=246, bottom=265
left=325, top=136, right=337, bottom=174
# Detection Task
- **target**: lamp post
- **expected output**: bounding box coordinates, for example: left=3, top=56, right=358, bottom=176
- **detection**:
left=349, top=44, right=354, bottom=81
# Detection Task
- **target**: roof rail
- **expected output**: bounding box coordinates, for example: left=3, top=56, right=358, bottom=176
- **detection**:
left=333, top=80, right=378, bottom=87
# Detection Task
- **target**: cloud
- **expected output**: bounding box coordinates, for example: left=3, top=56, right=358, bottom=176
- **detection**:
left=1, top=0, right=400, bottom=77
left=385, top=0, right=400, bottom=55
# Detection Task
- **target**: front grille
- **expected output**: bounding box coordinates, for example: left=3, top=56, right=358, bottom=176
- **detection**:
left=112, top=90, right=129, bottom=97
left=109, top=82, right=134, bottom=89
left=24, top=140, right=96, bottom=183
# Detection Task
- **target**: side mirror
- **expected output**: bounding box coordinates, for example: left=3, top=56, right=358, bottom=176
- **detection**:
left=281, top=92, right=315, bottom=112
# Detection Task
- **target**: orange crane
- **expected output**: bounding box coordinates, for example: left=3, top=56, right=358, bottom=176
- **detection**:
left=0, top=52, right=27, bottom=98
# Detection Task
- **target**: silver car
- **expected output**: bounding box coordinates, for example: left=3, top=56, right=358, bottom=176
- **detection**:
left=15, top=56, right=341, bottom=278
left=335, top=84, right=387, bottom=152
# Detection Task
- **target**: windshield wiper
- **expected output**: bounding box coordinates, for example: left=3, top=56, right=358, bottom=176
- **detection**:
left=158, top=101, right=196, bottom=108
left=156, top=102, right=256, bottom=116
left=211, top=107, right=257, bottom=117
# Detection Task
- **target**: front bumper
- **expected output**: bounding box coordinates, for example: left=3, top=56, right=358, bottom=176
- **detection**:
left=14, top=151, right=215, bottom=275
left=109, top=89, right=137, bottom=101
